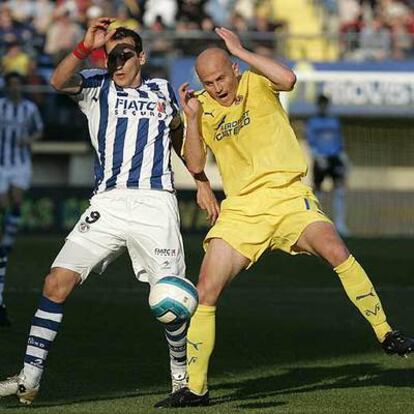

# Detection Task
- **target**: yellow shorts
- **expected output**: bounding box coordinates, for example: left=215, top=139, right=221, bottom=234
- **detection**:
left=204, top=180, right=332, bottom=266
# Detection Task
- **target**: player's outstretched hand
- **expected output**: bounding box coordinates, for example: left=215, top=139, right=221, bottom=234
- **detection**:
left=215, top=27, right=245, bottom=57
left=84, top=17, right=116, bottom=50
left=178, top=83, right=202, bottom=120
left=196, top=181, right=220, bottom=226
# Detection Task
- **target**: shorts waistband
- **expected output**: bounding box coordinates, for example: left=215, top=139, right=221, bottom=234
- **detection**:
left=93, top=188, right=175, bottom=201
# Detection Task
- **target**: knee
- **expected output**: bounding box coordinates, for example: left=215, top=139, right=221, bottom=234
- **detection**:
left=196, top=273, right=225, bottom=306
left=43, top=268, right=79, bottom=303
left=325, top=241, right=349, bottom=268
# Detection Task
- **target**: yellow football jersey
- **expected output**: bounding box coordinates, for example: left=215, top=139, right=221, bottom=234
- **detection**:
left=197, top=70, right=307, bottom=197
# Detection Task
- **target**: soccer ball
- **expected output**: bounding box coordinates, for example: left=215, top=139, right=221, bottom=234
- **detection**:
left=149, top=276, right=199, bottom=324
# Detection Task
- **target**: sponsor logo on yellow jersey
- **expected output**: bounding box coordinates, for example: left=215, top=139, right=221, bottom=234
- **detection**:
left=214, top=110, right=251, bottom=141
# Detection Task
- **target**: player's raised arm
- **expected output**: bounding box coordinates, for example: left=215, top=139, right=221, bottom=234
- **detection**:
left=50, top=17, right=115, bottom=94
left=215, top=27, right=296, bottom=91
left=178, top=83, right=207, bottom=174
left=176, top=85, right=220, bottom=224
left=170, top=120, right=219, bottom=224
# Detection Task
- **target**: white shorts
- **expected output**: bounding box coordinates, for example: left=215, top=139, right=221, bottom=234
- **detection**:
left=52, top=189, right=186, bottom=285
left=0, top=164, right=31, bottom=193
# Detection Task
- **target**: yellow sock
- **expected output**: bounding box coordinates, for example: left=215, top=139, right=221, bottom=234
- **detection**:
left=187, top=304, right=216, bottom=395
left=335, top=255, right=392, bottom=342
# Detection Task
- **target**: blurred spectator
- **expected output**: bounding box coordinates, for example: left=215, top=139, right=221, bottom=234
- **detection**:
left=1, top=42, right=31, bottom=76
left=175, top=17, right=206, bottom=54
left=177, top=0, right=207, bottom=26
left=144, top=0, right=178, bottom=28
left=112, top=0, right=143, bottom=21
left=407, top=8, right=414, bottom=35
left=26, top=60, right=48, bottom=108
left=229, top=12, right=249, bottom=31
left=32, top=0, right=54, bottom=35
left=306, top=94, right=351, bottom=236
left=253, top=12, right=285, bottom=33
left=382, top=0, right=409, bottom=21
left=0, top=7, right=18, bottom=45
left=176, top=16, right=201, bottom=32
left=251, top=5, right=286, bottom=51
left=205, top=0, right=234, bottom=27
left=44, top=10, right=83, bottom=66
left=6, top=0, right=35, bottom=23
left=340, top=12, right=364, bottom=57
left=390, top=16, right=412, bottom=59
left=0, top=6, right=30, bottom=46
left=147, top=15, right=174, bottom=56
left=201, top=15, right=215, bottom=31
left=54, top=0, right=82, bottom=21
left=233, top=0, right=256, bottom=23
left=338, top=0, right=361, bottom=27
left=151, top=14, right=168, bottom=31
left=86, top=4, right=104, bottom=21
left=356, top=17, right=392, bottom=60
left=111, top=5, right=141, bottom=31
left=326, top=0, right=414, bottom=60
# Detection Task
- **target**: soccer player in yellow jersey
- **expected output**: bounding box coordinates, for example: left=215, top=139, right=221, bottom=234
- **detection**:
left=154, top=27, right=414, bottom=408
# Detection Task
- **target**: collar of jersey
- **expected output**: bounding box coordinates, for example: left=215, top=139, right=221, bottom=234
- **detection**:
left=113, top=76, right=150, bottom=92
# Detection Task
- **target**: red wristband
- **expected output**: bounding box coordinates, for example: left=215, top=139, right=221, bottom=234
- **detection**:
left=72, top=41, right=92, bottom=60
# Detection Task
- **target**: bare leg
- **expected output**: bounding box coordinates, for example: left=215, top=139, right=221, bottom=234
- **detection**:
left=295, top=221, right=391, bottom=341
left=187, top=238, right=249, bottom=395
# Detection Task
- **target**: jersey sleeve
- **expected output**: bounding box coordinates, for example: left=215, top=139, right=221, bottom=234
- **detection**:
left=248, top=69, right=280, bottom=93
left=29, top=103, right=44, bottom=134
left=194, top=91, right=213, bottom=151
left=77, top=69, right=108, bottom=112
left=166, top=82, right=182, bottom=130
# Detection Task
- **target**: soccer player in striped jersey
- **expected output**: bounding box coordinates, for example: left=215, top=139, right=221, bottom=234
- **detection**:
left=0, top=19, right=216, bottom=405
left=0, top=72, right=43, bottom=327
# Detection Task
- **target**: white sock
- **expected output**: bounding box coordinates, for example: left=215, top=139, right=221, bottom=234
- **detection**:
left=164, top=321, right=188, bottom=379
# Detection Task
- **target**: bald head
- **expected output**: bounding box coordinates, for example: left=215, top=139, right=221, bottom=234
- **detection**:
left=195, top=48, right=239, bottom=107
left=195, top=48, right=232, bottom=77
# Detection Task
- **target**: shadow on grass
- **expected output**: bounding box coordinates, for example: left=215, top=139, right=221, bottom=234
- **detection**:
left=1, top=389, right=163, bottom=409
left=211, top=363, right=413, bottom=406
left=17, top=363, right=408, bottom=410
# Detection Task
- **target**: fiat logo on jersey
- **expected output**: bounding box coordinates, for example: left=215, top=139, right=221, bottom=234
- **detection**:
left=115, top=97, right=157, bottom=111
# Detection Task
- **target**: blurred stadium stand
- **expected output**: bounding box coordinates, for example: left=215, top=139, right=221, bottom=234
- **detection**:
left=0, top=0, right=413, bottom=236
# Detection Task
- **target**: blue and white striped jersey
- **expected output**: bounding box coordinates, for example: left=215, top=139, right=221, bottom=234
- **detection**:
left=78, top=69, right=180, bottom=194
left=0, top=98, right=43, bottom=167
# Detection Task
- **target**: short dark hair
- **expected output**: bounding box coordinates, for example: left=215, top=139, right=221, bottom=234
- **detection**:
left=4, top=71, right=25, bottom=86
left=317, top=94, right=329, bottom=105
left=108, top=27, right=143, bottom=53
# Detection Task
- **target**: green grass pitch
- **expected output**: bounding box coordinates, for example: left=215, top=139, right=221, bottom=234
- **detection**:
left=0, top=235, right=413, bottom=413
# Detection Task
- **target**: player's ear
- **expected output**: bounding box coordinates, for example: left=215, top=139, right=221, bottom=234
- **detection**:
left=138, top=51, right=146, bottom=66
left=232, top=62, right=240, bottom=77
